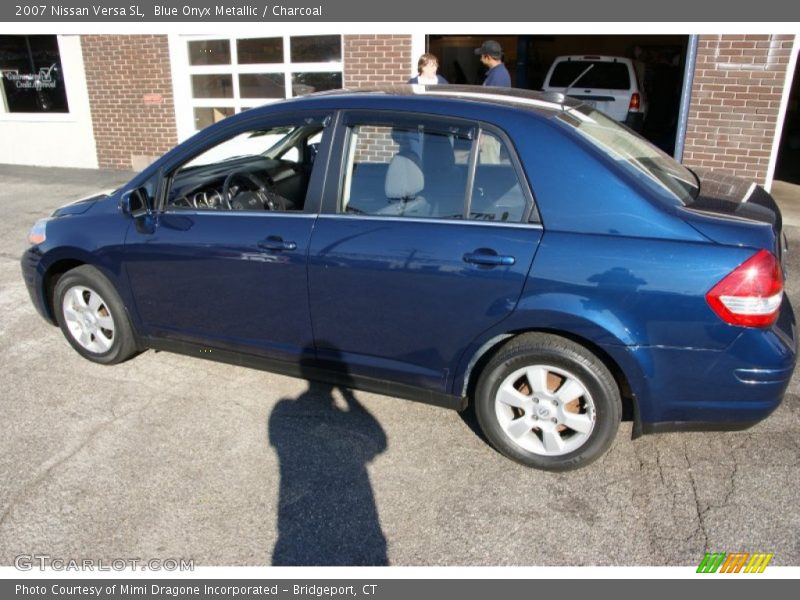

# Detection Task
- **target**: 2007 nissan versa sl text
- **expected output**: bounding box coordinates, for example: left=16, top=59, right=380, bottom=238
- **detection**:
left=21, top=86, right=797, bottom=471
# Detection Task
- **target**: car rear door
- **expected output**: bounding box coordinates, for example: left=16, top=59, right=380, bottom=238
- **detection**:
left=306, top=111, right=543, bottom=392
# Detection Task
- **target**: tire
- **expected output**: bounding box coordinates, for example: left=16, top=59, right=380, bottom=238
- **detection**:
left=474, top=333, right=621, bottom=471
left=53, top=265, right=139, bottom=365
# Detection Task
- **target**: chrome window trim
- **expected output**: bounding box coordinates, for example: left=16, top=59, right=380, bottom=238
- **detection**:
left=160, top=209, right=318, bottom=218
left=318, top=213, right=543, bottom=230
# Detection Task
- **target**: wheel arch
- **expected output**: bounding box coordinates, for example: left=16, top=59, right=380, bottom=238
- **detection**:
left=41, top=253, right=135, bottom=336
left=42, top=257, right=89, bottom=324
left=457, top=327, right=643, bottom=438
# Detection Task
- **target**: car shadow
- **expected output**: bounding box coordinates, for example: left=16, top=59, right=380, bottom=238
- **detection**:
left=267, top=347, right=388, bottom=565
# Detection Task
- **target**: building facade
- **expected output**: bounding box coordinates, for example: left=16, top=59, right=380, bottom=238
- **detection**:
left=0, top=33, right=797, bottom=187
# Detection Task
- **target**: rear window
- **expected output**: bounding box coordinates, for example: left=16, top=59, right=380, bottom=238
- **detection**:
left=548, top=60, right=631, bottom=90
left=556, top=106, right=699, bottom=205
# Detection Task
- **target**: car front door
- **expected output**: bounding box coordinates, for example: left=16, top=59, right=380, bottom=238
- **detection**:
left=124, top=113, right=331, bottom=363
left=307, top=112, right=543, bottom=392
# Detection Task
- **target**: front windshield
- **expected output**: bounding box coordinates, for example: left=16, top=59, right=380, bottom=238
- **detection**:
left=555, top=106, right=698, bottom=205
left=184, top=126, right=297, bottom=168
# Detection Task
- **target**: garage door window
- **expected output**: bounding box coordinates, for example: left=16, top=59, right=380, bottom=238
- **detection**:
left=185, top=35, right=343, bottom=132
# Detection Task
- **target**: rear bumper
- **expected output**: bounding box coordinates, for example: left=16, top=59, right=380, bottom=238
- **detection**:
left=640, top=420, right=762, bottom=435
left=609, top=296, right=797, bottom=433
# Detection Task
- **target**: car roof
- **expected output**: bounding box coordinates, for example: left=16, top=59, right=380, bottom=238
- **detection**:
left=262, top=84, right=583, bottom=118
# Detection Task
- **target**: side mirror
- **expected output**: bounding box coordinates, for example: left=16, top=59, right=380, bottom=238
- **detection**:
left=119, top=188, right=150, bottom=218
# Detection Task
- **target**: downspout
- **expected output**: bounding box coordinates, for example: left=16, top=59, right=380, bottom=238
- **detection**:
left=674, top=35, right=699, bottom=162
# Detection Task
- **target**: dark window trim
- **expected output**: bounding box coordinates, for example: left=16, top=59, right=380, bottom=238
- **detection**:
left=156, top=110, right=334, bottom=216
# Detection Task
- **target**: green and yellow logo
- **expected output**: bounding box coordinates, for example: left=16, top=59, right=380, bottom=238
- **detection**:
left=697, top=552, right=774, bottom=573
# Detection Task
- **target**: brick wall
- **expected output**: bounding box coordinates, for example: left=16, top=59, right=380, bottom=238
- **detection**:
left=683, top=34, right=795, bottom=182
left=82, top=35, right=177, bottom=171
left=343, top=35, right=412, bottom=87
left=343, top=35, right=413, bottom=162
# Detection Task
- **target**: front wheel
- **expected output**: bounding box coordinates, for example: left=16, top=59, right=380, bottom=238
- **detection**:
left=474, top=333, right=621, bottom=471
left=53, top=265, right=139, bottom=365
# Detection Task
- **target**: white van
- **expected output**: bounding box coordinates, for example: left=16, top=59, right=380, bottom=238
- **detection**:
left=542, top=55, right=647, bottom=131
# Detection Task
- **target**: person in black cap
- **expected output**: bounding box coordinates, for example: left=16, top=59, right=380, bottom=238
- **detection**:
left=475, top=40, right=511, bottom=87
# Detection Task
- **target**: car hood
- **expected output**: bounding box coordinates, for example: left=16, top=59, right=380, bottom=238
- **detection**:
left=52, top=189, right=116, bottom=217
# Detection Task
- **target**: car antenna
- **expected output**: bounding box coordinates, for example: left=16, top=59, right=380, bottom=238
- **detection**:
left=561, top=64, right=595, bottom=110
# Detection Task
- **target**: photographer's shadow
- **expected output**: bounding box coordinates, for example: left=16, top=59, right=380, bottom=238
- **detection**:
left=268, top=348, right=388, bottom=565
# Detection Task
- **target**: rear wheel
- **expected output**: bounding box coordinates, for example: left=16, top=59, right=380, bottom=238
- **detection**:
left=53, top=265, right=138, bottom=364
left=475, top=333, right=621, bottom=471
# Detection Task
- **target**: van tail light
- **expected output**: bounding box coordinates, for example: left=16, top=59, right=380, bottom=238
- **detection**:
left=706, top=249, right=783, bottom=328
left=629, top=93, right=641, bottom=112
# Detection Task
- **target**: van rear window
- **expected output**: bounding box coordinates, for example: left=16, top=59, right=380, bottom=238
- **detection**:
left=548, top=61, right=631, bottom=90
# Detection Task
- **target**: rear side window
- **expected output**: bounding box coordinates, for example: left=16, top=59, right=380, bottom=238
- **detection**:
left=470, top=131, right=527, bottom=222
left=340, top=118, right=532, bottom=223
left=548, top=61, right=631, bottom=90
left=341, top=125, right=472, bottom=219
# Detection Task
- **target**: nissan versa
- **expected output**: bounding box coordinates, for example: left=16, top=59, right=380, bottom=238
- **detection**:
left=21, top=86, right=797, bottom=471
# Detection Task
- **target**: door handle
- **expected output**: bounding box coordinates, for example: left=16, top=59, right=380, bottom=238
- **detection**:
left=463, top=250, right=516, bottom=266
left=258, top=237, right=297, bottom=252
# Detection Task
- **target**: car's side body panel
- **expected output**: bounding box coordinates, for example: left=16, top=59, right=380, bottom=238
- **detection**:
left=21, top=205, right=134, bottom=324
left=449, top=233, right=796, bottom=426
left=123, top=211, right=318, bottom=363
left=307, top=216, right=543, bottom=391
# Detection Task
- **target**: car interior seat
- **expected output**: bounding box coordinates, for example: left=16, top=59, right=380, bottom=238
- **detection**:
left=380, top=150, right=430, bottom=216
left=422, top=134, right=466, bottom=218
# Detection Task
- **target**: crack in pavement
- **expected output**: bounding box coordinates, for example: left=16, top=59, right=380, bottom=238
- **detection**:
left=0, top=395, right=175, bottom=530
left=629, top=444, right=662, bottom=562
left=683, top=441, right=711, bottom=551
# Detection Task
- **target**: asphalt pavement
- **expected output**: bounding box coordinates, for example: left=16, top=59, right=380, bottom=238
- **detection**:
left=1, top=164, right=798, bottom=567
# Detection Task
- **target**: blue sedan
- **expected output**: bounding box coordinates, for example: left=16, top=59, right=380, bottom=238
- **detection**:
left=21, top=86, right=797, bottom=470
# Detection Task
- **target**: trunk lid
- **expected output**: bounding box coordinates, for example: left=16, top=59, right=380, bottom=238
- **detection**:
left=678, top=169, right=786, bottom=267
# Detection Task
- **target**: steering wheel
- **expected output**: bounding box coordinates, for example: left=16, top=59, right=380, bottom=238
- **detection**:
left=221, top=170, right=286, bottom=211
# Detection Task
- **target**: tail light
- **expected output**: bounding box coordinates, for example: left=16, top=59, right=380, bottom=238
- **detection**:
left=629, top=93, right=641, bottom=112
left=706, top=249, right=783, bottom=328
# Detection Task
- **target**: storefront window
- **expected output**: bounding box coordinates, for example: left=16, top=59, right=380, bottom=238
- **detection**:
left=0, top=35, right=69, bottom=113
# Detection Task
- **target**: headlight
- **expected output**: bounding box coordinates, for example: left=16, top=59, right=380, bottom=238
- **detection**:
left=27, top=218, right=50, bottom=245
